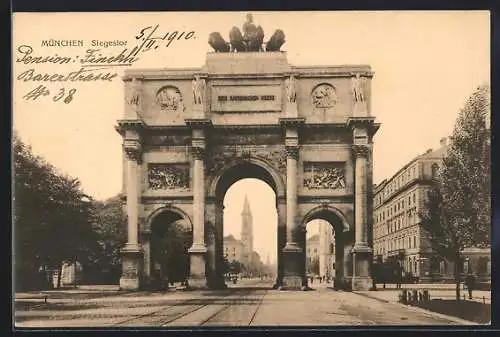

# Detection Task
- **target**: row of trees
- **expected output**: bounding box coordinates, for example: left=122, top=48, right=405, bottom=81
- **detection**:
left=14, top=134, right=127, bottom=290
left=419, top=84, right=490, bottom=300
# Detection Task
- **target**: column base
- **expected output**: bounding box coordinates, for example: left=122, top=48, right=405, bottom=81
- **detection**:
left=119, top=245, right=143, bottom=291
left=283, top=242, right=302, bottom=252
left=187, top=244, right=208, bottom=290
left=352, top=277, right=373, bottom=291
left=282, top=276, right=303, bottom=290
left=186, top=277, right=209, bottom=290
left=351, top=244, right=372, bottom=291
left=281, top=243, right=304, bottom=290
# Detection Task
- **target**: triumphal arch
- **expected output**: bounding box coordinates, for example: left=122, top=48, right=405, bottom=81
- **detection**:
left=116, top=16, right=380, bottom=291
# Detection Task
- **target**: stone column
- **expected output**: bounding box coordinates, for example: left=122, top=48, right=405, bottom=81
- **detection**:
left=351, top=144, right=373, bottom=290
left=119, top=144, right=144, bottom=290
left=187, top=145, right=208, bottom=289
left=274, top=198, right=286, bottom=289
left=282, top=145, right=304, bottom=290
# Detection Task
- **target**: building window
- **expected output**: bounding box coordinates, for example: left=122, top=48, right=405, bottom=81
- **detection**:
left=431, top=163, right=439, bottom=178
left=409, top=237, right=411, bottom=248
left=439, top=261, right=446, bottom=275
left=413, top=236, right=417, bottom=248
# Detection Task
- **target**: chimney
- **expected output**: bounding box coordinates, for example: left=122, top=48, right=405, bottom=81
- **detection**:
left=425, top=149, right=433, bottom=154
left=440, top=137, right=447, bottom=147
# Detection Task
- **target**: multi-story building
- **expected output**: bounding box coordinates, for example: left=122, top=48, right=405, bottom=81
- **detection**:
left=306, top=221, right=335, bottom=278
left=373, top=137, right=491, bottom=282
left=223, top=234, right=245, bottom=263
left=306, top=234, right=320, bottom=275
left=319, top=221, right=335, bottom=278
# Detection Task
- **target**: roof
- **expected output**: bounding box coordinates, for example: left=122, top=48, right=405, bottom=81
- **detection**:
left=307, top=234, right=320, bottom=242
left=224, top=234, right=237, bottom=241
left=374, top=140, right=450, bottom=194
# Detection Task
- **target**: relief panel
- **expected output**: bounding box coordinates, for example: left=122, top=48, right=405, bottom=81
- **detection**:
left=303, top=162, right=347, bottom=190
left=147, top=164, right=190, bottom=190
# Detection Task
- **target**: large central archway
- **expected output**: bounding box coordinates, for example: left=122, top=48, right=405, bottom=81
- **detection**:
left=206, top=159, right=286, bottom=289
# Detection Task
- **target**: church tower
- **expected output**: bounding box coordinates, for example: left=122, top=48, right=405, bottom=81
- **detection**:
left=241, top=194, right=253, bottom=267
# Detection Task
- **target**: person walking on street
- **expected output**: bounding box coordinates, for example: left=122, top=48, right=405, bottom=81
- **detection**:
left=465, top=272, right=476, bottom=300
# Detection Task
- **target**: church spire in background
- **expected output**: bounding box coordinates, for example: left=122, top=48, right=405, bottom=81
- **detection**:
left=242, top=194, right=251, bottom=215
left=241, top=194, right=253, bottom=268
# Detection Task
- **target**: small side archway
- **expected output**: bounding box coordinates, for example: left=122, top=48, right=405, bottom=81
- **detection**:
left=147, top=206, right=193, bottom=288
left=300, top=205, right=353, bottom=289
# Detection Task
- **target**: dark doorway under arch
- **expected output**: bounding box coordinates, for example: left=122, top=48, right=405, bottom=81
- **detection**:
left=149, top=210, right=193, bottom=289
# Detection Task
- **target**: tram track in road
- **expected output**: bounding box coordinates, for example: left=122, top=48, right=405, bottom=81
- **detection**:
left=112, top=287, right=256, bottom=327
left=197, top=285, right=269, bottom=327
left=162, top=287, right=262, bottom=327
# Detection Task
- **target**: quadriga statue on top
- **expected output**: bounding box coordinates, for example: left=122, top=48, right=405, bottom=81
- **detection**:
left=208, top=13, right=285, bottom=53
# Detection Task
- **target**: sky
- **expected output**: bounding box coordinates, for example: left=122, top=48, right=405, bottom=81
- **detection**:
left=12, top=11, right=490, bottom=263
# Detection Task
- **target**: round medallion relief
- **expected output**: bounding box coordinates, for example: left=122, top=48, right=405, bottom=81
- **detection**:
left=155, top=86, right=183, bottom=111
left=311, top=84, right=337, bottom=108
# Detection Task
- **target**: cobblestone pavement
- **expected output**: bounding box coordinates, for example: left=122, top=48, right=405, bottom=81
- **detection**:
left=15, top=279, right=472, bottom=328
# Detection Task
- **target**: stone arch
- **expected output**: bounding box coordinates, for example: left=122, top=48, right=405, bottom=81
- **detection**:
left=208, top=156, right=286, bottom=199
left=300, top=204, right=350, bottom=233
left=147, top=205, right=193, bottom=232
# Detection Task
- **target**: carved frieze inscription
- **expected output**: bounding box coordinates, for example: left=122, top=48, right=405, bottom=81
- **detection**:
left=148, top=164, right=189, bottom=190
left=303, top=162, right=346, bottom=190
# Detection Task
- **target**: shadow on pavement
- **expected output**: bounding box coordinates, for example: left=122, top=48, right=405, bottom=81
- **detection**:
left=415, top=299, right=490, bottom=324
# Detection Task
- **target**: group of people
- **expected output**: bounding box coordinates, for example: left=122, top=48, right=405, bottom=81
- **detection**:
left=308, top=275, right=331, bottom=284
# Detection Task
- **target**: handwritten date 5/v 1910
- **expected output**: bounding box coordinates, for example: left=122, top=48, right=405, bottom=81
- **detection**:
left=23, top=85, right=77, bottom=104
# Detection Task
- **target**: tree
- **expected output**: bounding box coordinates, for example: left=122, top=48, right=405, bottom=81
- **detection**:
left=14, top=133, right=97, bottom=290
left=86, top=195, right=127, bottom=283
left=150, top=221, right=192, bottom=283
left=420, top=84, right=490, bottom=300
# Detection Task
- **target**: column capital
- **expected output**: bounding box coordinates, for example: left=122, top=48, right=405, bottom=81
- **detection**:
left=124, top=147, right=142, bottom=163
left=352, top=144, right=369, bottom=158
left=286, top=146, right=299, bottom=160
left=192, top=147, right=205, bottom=160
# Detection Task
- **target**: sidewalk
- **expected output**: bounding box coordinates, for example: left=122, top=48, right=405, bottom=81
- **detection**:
left=371, top=285, right=491, bottom=304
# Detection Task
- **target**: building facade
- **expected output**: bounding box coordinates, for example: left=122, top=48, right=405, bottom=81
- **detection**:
left=306, top=234, right=320, bottom=275
left=306, top=221, right=335, bottom=278
left=223, top=234, right=245, bottom=263
left=372, top=138, right=491, bottom=282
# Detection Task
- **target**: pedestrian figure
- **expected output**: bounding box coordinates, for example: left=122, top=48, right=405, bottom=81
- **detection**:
left=465, top=272, right=476, bottom=300
left=395, top=264, right=403, bottom=289
left=310, top=276, right=314, bottom=284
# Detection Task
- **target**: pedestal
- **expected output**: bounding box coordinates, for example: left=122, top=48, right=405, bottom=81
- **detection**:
left=187, top=246, right=208, bottom=289
left=282, top=245, right=304, bottom=290
left=119, top=244, right=143, bottom=290
left=351, top=245, right=373, bottom=291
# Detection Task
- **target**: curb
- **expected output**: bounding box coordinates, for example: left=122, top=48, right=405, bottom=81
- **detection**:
left=352, top=291, right=478, bottom=325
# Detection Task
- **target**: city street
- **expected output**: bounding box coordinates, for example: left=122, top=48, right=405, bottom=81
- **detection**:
left=15, top=279, right=474, bottom=328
